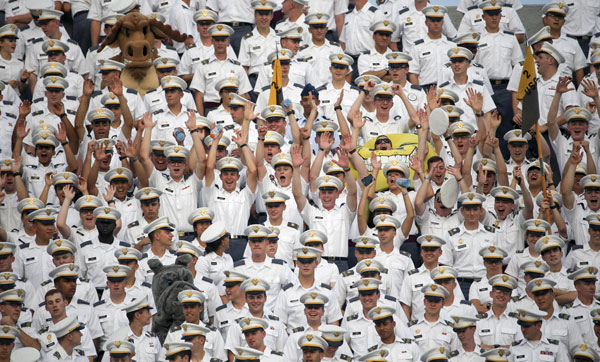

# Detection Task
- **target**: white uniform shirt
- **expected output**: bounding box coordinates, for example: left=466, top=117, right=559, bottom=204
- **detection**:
left=300, top=202, right=356, bottom=258
left=206, top=0, right=254, bottom=23
left=296, top=40, right=343, bottom=86
left=475, top=304, right=524, bottom=346
left=511, top=338, right=570, bottom=362
left=339, top=5, right=384, bottom=56
left=189, top=55, right=252, bottom=103
left=438, top=76, right=496, bottom=129
left=408, top=35, right=456, bottom=86
left=24, top=36, right=89, bottom=76
left=179, top=43, right=237, bottom=75
left=458, top=7, right=525, bottom=36
left=149, top=169, right=201, bottom=232
left=440, top=223, right=498, bottom=279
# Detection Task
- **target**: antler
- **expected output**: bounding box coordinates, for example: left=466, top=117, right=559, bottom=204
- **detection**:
left=149, top=18, right=188, bottom=43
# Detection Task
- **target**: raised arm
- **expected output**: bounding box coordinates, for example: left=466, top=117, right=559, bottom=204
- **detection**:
left=233, top=128, right=257, bottom=193
left=581, top=140, right=597, bottom=175
left=399, top=183, right=414, bottom=237
left=581, top=79, right=600, bottom=119
left=560, top=144, right=583, bottom=210
left=464, top=88, right=487, bottom=143
left=333, top=148, right=357, bottom=212
left=291, top=143, right=308, bottom=212
left=185, top=111, right=207, bottom=180
left=415, top=166, right=434, bottom=217
left=487, top=133, right=509, bottom=186
left=547, top=77, right=574, bottom=141
left=57, top=185, right=76, bottom=238
left=74, top=79, right=94, bottom=142
left=515, top=166, right=533, bottom=220
left=255, top=125, right=268, bottom=181
left=55, top=123, right=77, bottom=172
left=341, top=133, right=368, bottom=181
left=309, top=133, right=334, bottom=189
left=333, top=90, right=352, bottom=137
left=49, top=101, right=79, bottom=152
left=358, top=181, right=376, bottom=235
left=138, top=112, right=156, bottom=185
left=86, top=143, right=109, bottom=196
left=110, top=79, right=134, bottom=140
left=393, top=84, right=419, bottom=129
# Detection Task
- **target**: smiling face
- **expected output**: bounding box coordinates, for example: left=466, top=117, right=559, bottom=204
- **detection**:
left=79, top=208, right=96, bottom=229
left=507, top=142, right=528, bottom=162
left=303, top=304, right=324, bottom=324
left=374, top=95, right=393, bottom=115
left=263, top=143, right=282, bottom=163
left=450, top=58, right=469, bottom=76
left=111, top=179, right=129, bottom=200
left=266, top=202, right=286, bottom=220
left=494, top=198, right=515, bottom=220
left=167, top=157, right=186, bottom=179
left=245, top=292, right=266, bottom=315
left=243, top=328, right=266, bottom=350
left=35, top=144, right=55, bottom=165
left=220, top=169, right=240, bottom=192
left=585, top=187, right=600, bottom=211
left=358, top=290, right=379, bottom=310
left=33, top=220, right=57, bottom=241
left=318, top=188, right=339, bottom=210
left=452, top=134, right=470, bottom=154
left=182, top=303, right=203, bottom=323
left=567, top=120, right=588, bottom=141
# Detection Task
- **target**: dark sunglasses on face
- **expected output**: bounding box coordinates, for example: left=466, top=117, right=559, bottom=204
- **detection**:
left=375, top=138, right=391, bottom=146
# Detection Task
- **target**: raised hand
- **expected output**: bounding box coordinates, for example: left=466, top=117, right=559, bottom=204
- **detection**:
left=63, top=184, right=76, bottom=201
left=257, top=125, right=268, bottom=138
left=513, top=165, right=523, bottom=181
left=340, top=133, right=355, bottom=153
left=103, top=185, right=116, bottom=202
left=569, top=144, right=583, bottom=164
left=318, top=132, right=334, bottom=150
left=586, top=101, right=597, bottom=114
left=426, top=85, right=440, bottom=110
left=93, top=143, right=109, bottom=161
left=244, top=101, right=259, bottom=122
left=490, top=110, right=501, bottom=130
left=109, top=78, right=123, bottom=96
left=115, top=140, right=127, bottom=157
left=15, top=119, right=29, bottom=140
left=581, top=79, right=599, bottom=99
left=83, top=79, right=95, bottom=97
left=185, top=110, right=197, bottom=131
left=44, top=171, right=54, bottom=187
left=352, top=110, right=366, bottom=129
left=446, top=165, right=461, bottom=179
left=556, top=76, right=574, bottom=94
left=232, top=128, right=248, bottom=146
left=332, top=148, right=350, bottom=170
left=468, top=133, right=479, bottom=148
left=513, top=111, right=523, bottom=126
left=300, top=126, right=311, bottom=140
left=49, top=101, right=65, bottom=116
left=54, top=123, right=67, bottom=144
left=371, top=151, right=382, bottom=170
left=464, top=88, right=483, bottom=113
left=290, top=143, right=305, bottom=168
left=18, top=100, right=31, bottom=118
left=409, top=154, right=422, bottom=174
left=77, top=177, right=88, bottom=193
left=124, top=138, right=137, bottom=158
left=485, top=133, right=499, bottom=148
left=142, top=112, right=156, bottom=129
left=308, top=91, right=317, bottom=110
left=364, top=80, right=375, bottom=93
left=477, top=164, right=486, bottom=184
left=334, top=90, right=344, bottom=108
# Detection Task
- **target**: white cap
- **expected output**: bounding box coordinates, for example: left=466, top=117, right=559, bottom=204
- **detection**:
left=329, top=53, right=354, bottom=67
left=104, top=167, right=133, bottom=183
left=208, top=24, right=234, bottom=37
left=142, top=216, right=175, bottom=235
left=42, top=39, right=69, bottom=53
left=43, top=76, right=68, bottom=90
left=154, top=57, right=180, bottom=70
left=447, top=47, right=473, bottom=61
left=537, top=42, right=565, bottom=64
left=194, top=9, right=218, bottom=22
left=305, top=12, right=330, bottom=25
left=49, top=315, right=84, bottom=338
left=93, top=207, right=121, bottom=221
left=422, top=5, right=447, bottom=17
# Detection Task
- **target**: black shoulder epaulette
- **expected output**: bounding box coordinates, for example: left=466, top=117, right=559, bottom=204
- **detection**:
left=170, top=325, right=180, bottom=332
left=410, top=84, right=422, bottom=90
left=299, top=44, right=309, bottom=51
left=408, top=268, right=419, bottom=275
left=287, top=222, right=299, bottom=230
left=368, top=6, right=377, bottom=12
left=65, top=95, right=76, bottom=101
left=330, top=41, right=340, bottom=47
left=282, top=282, right=293, bottom=291
left=473, top=79, right=484, bottom=86
left=77, top=299, right=90, bottom=305
left=449, top=350, right=459, bottom=358
left=75, top=348, right=84, bottom=356
left=210, top=359, right=223, bottom=362
left=320, top=282, right=331, bottom=290
left=385, top=295, right=397, bottom=302
left=39, top=326, right=49, bottom=334
left=316, top=84, right=327, bottom=91
left=512, top=339, right=522, bottom=346
left=67, top=38, right=78, bottom=45
left=31, top=37, right=43, bottom=44
left=32, top=97, right=43, bottom=103
left=472, top=62, right=483, bottom=68
left=202, top=276, right=214, bottom=283
left=89, top=44, right=99, bottom=52
left=342, top=269, right=354, bottom=277
left=346, top=313, right=358, bottom=321
left=400, top=250, right=411, bottom=257
left=558, top=313, right=570, bottom=320
left=398, top=7, right=409, bottom=15
left=21, top=25, right=30, bottom=30
left=448, top=227, right=460, bottom=236
left=140, top=253, right=148, bottom=260
left=367, top=345, right=378, bottom=352
left=460, top=300, right=472, bottom=305
left=438, top=81, right=450, bottom=88
left=547, top=338, right=559, bottom=345
left=414, top=39, right=424, bottom=45
left=53, top=351, right=61, bottom=359
left=268, top=314, right=279, bottom=321
left=91, top=90, right=102, bottom=97
left=141, top=282, right=152, bottom=288
left=19, top=243, right=29, bottom=249
left=126, top=88, right=138, bottom=95
left=216, top=304, right=227, bottom=311
left=244, top=33, right=252, bottom=39
left=234, top=259, right=245, bottom=267
left=271, top=350, right=283, bottom=356
left=483, top=225, right=495, bottom=232
left=292, top=326, right=305, bottom=333
left=408, top=320, right=418, bottom=327
left=293, top=83, right=304, bottom=89
left=119, top=241, right=131, bottom=247
left=20, top=321, right=31, bottom=328
left=349, top=296, right=359, bottom=303
left=272, top=258, right=284, bottom=265
left=93, top=300, right=105, bottom=307
left=32, top=110, right=43, bottom=116
left=80, top=240, right=92, bottom=247
left=128, top=220, right=139, bottom=228
left=477, top=313, right=488, bottom=319
left=165, top=44, right=176, bottom=50
left=146, top=88, right=156, bottom=94
left=201, top=58, right=210, bottom=65
left=571, top=245, right=583, bottom=250
left=261, top=85, right=270, bottom=91
left=145, top=331, right=155, bottom=337
left=503, top=30, right=515, bottom=35
left=350, top=85, right=361, bottom=91
left=340, top=354, right=352, bottom=362
left=229, top=59, right=241, bottom=65
left=467, top=5, right=478, bottom=10
left=362, top=50, right=371, bottom=55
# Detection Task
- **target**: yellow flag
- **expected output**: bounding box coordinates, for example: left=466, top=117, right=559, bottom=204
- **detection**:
left=268, top=56, right=283, bottom=106
left=517, top=46, right=540, bottom=133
